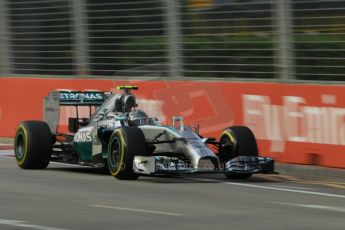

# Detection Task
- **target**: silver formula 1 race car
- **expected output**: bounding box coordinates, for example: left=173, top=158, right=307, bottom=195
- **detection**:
left=14, top=86, right=275, bottom=180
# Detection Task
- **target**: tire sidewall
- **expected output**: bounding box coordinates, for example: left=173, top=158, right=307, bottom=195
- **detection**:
left=220, top=126, right=258, bottom=179
left=14, top=125, right=28, bottom=166
left=220, top=126, right=258, bottom=158
left=14, top=121, right=52, bottom=169
left=107, top=127, right=146, bottom=180
left=107, top=129, right=126, bottom=176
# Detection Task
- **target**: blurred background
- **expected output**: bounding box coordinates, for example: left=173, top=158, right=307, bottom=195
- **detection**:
left=0, top=0, right=344, bottom=81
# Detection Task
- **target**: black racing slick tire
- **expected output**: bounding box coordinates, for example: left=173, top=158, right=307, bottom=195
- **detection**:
left=107, top=126, right=147, bottom=180
left=14, top=121, right=52, bottom=169
left=219, top=126, right=258, bottom=179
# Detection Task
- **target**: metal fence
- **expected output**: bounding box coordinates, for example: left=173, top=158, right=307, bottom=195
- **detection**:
left=0, top=0, right=344, bottom=81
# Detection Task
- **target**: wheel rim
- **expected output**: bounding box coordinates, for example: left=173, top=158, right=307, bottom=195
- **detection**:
left=109, top=137, right=121, bottom=169
left=15, top=132, right=25, bottom=160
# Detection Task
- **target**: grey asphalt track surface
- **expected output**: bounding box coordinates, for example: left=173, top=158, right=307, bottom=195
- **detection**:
left=0, top=149, right=344, bottom=230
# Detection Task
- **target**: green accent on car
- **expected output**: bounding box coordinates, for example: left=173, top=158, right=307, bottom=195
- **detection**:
left=74, top=142, right=93, bottom=161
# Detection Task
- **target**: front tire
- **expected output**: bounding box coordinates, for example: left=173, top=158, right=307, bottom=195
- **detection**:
left=219, top=126, right=258, bottom=179
left=14, top=121, right=52, bottom=169
left=107, top=126, right=147, bottom=180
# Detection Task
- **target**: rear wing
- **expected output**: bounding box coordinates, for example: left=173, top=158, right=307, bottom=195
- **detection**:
left=43, top=90, right=111, bottom=133
left=58, top=90, right=109, bottom=106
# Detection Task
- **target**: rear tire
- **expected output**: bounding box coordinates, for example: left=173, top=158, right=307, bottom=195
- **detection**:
left=219, top=126, right=258, bottom=179
left=107, top=126, right=147, bottom=180
left=14, top=121, right=52, bottom=169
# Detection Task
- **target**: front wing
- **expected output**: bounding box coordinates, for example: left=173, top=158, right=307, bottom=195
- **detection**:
left=133, top=156, right=275, bottom=176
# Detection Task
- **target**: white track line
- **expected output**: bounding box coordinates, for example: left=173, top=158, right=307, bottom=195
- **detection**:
left=89, top=204, right=182, bottom=216
left=271, top=185, right=315, bottom=191
left=224, top=182, right=345, bottom=199
left=0, top=153, right=90, bottom=168
left=0, top=150, right=14, bottom=158
left=0, top=218, right=67, bottom=230
left=272, top=202, right=345, bottom=213
left=0, top=156, right=13, bottom=159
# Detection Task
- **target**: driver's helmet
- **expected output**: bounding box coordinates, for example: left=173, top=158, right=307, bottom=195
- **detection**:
left=128, top=109, right=150, bottom=126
